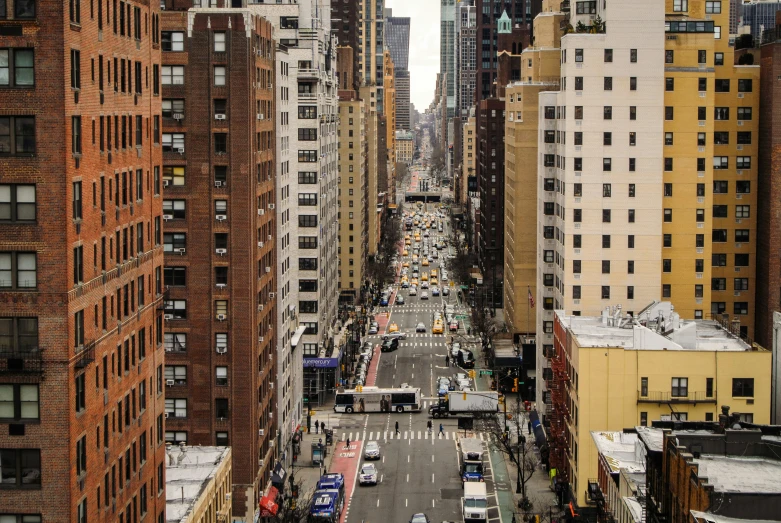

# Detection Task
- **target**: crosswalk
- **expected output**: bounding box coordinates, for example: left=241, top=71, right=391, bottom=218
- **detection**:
left=338, top=430, right=500, bottom=443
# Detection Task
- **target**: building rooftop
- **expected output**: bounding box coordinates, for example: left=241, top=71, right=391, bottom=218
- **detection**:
left=166, top=446, right=231, bottom=523
left=690, top=454, right=781, bottom=494
left=691, top=511, right=779, bottom=523
left=557, top=302, right=758, bottom=352
left=591, top=431, right=645, bottom=474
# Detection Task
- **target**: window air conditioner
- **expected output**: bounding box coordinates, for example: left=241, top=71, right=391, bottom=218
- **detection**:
left=164, top=412, right=169, bottom=418
left=258, top=459, right=264, bottom=467
left=258, top=336, right=264, bottom=342
left=166, top=379, right=175, bottom=386
left=176, top=247, right=186, bottom=254
left=215, top=181, right=223, bottom=187
left=216, top=248, right=227, bottom=255
left=268, top=203, right=275, bottom=210
left=216, top=214, right=227, bottom=221
left=217, top=314, right=226, bottom=321
left=163, top=214, right=173, bottom=221
left=259, top=429, right=265, bottom=436
left=269, top=292, right=275, bottom=298
left=215, top=114, right=227, bottom=120
left=258, top=304, right=264, bottom=311
left=216, top=283, right=227, bottom=289
left=265, top=267, right=271, bottom=273
left=268, top=234, right=272, bottom=241
left=177, top=147, right=185, bottom=154
left=173, top=113, right=184, bottom=120
left=216, top=346, right=227, bottom=354
left=258, top=208, right=265, bottom=215
left=164, top=314, right=174, bottom=320
left=257, top=113, right=264, bottom=120
left=257, top=241, right=264, bottom=248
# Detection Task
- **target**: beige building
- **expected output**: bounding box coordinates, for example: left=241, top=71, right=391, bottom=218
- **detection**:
left=166, top=446, right=232, bottom=523
left=395, top=130, right=415, bottom=165
left=361, top=85, right=381, bottom=257
left=504, top=6, right=564, bottom=337
left=459, top=115, right=477, bottom=205
left=535, top=0, right=666, bottom=408
left=338, top=91, right=368, bottom=299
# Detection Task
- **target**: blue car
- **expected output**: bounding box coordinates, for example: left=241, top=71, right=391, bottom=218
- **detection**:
left=380, top=295, right=389, bottom=306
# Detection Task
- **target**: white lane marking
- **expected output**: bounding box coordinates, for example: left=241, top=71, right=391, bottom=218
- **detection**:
left=418, top=431, right=422, bottom=439
left=382, top=455, right=385, bottom=463
left=406, top=473, right=409, bottom=482
left=406, top=499, right=408, bottom=508
left=432, top=473, right=435, bottom=483
left=380, top=474, right=384, bottom=482
left=432, top=499, right=435, bottom=508
left=431, top=455, right=435, bottom=462
left=377, top=499, right=380, bottom=507
left=408, top=455, right=410, bottom=463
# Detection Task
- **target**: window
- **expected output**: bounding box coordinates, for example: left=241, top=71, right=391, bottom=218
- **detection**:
left=299, top=258, right=317, bottom=271
left=663, top=259, right=672, bottom=273
left=630, top=49, right=637, bottom=63
left=629, top=158, right=636, bottom=171
left=735, top=229, right=750, bottom=243
left=713, top=156, right=728, bottom=169
left=575, top=49, right=583, bottom=62
left=735, top=253, right=749, bottom=267
left=602, top=235, right=611, bottom=248
left=162, top=133, right=185, bottom=153
left=574, top=106, right=583, bottom=119
left=162, top=200, right=186, bottom=220
left=298, top=193, right=317, bottom=206
left=603, top=158, right=612, bottom=171
left=215, top=367, right=228, bottom=386
left=0, top=185, right=35, bottom=223
left=214, top=133, right=227, bottom=154
left=603, top=106, right=612, bottom=120
left=0, top=252, right=36, bottom=289
left=0, top=116, right=35, bottom=155
left=714, top=132, right=729, bottom=145
left=162, top=99, right=185, bottom=119
left=164, top=365, right=187, bottom=385
left=602, top=209, right=611, bottom=223
left=665, top=78, right=674, bottom=91
left=573, top=260, right=581, bottom=274
left=298, top=150, right=317, bottom=162
left=671, top=377, right=688, bottom=397
left=573, top=209, right=582, bottom=222
left=735, top=205, right=750, bottom=218
left=601, top=286, right=610, bottom=299
left=706, top=1, right=721, bottom=14
left=164, top=333, right=186, bottom=353
left=574, top=76, right=583, bottom=90
left=165, top=398, right=187, bottom=418
left=732, top=378, right=754, bottom=397
left=713, top=205, right=728, bottom=218
left=715, top=52, right=724, bottom=65
left=572, top=286, right=581, bottom=299
left=665, top=107, right=674, bottom=120
left=216, top=399, right=229, bottom=419
left=714, top=107, right=729, bottom=120
left=0, top=49, right=35, bottom=87
left=712, top=254, right=727, bottom=267
left=714, top=79, right=730, bottom=92
left=213, top=66, right=226, bottom=86
left=604, top=49, right=612, bottom=62
left=664, top=209, right=672, bottom=222
left=603, top=184, right=611, bottom=197
left=603, top=132, right=612, bottom=146
left=0, top=384, right=38, bottom=421
left=161, top=65, right=184, bottom=85
left=165, top=431, right=188, bottom=445
left=163, top=300, right=187, bottom=319
left=0, top=449, right=40, bottom=488
left=602, top=261, right=611, bottom=274
left=629, top=184, right=635, bottom=197
left=738, top=79, right=752, bottom=93
left=734, top=278, right=748, bottom=291
left=664, top=234, right=672, bottom=247
left=163, top=167, right=185, bottom=187
left=604, top=77, right=612, bottom=90
left=161, top=32, right=184, bottom=52
left=214, top=32, right=226, bottom=52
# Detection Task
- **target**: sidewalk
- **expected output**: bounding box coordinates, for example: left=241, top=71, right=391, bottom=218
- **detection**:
left=291, top=415, right=341, bottom=497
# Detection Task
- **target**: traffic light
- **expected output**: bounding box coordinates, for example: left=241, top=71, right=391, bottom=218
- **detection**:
left=512, top=378, right=519, bottom=392
left=468, top=370, right=476, bottom=380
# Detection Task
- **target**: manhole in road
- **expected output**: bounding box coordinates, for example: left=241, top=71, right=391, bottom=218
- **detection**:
left=440, top=488, right=464, bottom=500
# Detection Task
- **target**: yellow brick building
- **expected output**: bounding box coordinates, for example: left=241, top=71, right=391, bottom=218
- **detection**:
left=384, top=50, right=397, bottom=186
left=338, top=94, right=367, bottom=297
left=663, top=0, right=759, bottom=337
left=549, top=304, right=771, bottom=508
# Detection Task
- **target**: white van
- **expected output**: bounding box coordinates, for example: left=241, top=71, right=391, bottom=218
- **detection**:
left=462, top=482, right=488, bottom=523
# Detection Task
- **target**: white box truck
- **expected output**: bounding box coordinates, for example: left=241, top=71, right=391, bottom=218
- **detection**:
left=462, top=481, right=488, bottom=523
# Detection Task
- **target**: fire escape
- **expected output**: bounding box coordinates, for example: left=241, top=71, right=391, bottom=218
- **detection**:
left=545, top=336, right=570, bottom=488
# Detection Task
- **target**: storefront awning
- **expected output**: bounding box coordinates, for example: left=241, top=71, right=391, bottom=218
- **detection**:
left=271, top=462, right=287, bottom=488
left=259, top=486, right=279, bottom=517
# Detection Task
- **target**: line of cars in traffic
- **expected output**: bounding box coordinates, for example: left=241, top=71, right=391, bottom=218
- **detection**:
left=352, top=342, right=376, bottom=387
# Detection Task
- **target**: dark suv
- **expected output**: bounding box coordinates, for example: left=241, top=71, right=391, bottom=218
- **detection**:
left=381, top=338, right=399, bottom=353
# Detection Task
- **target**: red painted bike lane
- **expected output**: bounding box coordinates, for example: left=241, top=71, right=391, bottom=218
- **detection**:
left=364, top=347, right=381, bottom=387
left=330, top=440, right=363, bottom=523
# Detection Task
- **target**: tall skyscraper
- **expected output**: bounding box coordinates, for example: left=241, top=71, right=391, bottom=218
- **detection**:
left=247, top=0, right=341, bottom=408
left=360, top=0, right=386, bottom=112
left=159, top=8, right=278, bottom=518
left=332, top=0, right=362, bottom=91
left=457, top=0, right=478, bottom=118
left=0, top=0, right=165, bottom=521
left=386, top=11, right=412, bottom=130
left=441, top=0, right=457, bottom=150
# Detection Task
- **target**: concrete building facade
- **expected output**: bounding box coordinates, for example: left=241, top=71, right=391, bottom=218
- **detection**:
left=165, top=446, right=232, bottom=523
left=385, top=12, right=411, bottom=130
left=360, top=0, right=385, bottom=112
left=246, top=0, right=341, bottom=407
left=457, top=0, right=477, bottom=118
left=0, top=0, right=166, bottom=521
left=395, top=130, right=415, bottom=165
left=536, top=1, right=666, bottom=409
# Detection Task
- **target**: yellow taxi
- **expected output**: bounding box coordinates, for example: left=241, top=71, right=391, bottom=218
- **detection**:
left=432, top=322, right=444, bottom=334
left=431, top=269, right=438, bottom=277
left=405, top=234, right=411, bottom=240
left=402, top=250, right=409, bottom=256
left=412, top=254, right=419, bottom=261
left=411, top=278, right=419, bottom=286
left=421, top=272, right=428, bottom=281
left=422, top=259, right=429, bottom=266
left=415, top=235, right=421, bottom=242
left=405, top=239, right=411, bottom=246
left=402, top=261, right=409, bottom=268
left=388, top=323, right=399, bottom=333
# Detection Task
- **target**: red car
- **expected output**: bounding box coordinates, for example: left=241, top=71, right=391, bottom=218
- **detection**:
left=449, top=320, right=459, bottom=332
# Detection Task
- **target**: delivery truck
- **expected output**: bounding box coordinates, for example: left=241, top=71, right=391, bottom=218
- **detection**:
left=428, top=391, right=499, bottom=418
left=462, top=481, right=488, bottom=523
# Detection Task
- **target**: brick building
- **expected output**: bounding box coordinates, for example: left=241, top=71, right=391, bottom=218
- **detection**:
left=0, top=0, right=166, bottom=521
left=158, top=6, right=277, bottom=518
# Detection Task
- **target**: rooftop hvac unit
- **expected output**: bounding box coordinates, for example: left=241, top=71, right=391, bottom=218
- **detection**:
left=217, top=314, right=226, bottom=321
left=216, top=248, right=227, bottom=255
left=215, top=114, right=227, bottom=120
left=166, top=379, right=175, bottom=386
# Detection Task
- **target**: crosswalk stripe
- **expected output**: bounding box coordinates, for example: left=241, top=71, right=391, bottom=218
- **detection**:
left=446, top=432, right=450, bottom=440
left=403, top=430, right=408, bottom=439
left=418, top=431, right=422, bottom=439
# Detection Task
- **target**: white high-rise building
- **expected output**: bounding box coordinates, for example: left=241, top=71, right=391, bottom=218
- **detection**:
left=249, top=0, right=341, bottom=415
left=535, top=0, right=665, bottom=411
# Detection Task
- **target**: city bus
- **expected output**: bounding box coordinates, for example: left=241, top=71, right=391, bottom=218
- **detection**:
left=334, top=386, right=422, bottom=413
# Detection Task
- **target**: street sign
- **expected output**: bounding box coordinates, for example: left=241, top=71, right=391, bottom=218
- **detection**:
left=479, top=370, right=493, bottom=376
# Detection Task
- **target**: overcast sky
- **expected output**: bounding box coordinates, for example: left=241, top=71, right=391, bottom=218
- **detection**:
left=386, top=0, right=440, bottom=111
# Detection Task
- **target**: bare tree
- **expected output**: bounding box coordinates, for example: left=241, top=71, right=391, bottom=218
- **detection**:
left=271, top=473, right=315, bottom=523
left=430, top=145, right=447, bottom=183
left=396, top=162, right=411, bottom=190
left=484, top=393, right=541, bottom=509
left=366, top=215, right=403, bottom=293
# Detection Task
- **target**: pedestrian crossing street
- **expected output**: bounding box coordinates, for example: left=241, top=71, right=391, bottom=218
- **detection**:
left=338, top=430, right=500, bottom=443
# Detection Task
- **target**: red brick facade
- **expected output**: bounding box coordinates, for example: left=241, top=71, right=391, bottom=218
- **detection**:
left=159, top=8, right=277, bottom=517
left=0, top=0, right=166, bottom=521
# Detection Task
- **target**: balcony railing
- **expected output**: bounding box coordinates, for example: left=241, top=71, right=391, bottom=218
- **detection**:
left=75, top=344, right=96, bottom=369
left=0, top=347, right=44, bottom=374
left=637, top=390, right=717, bottom=404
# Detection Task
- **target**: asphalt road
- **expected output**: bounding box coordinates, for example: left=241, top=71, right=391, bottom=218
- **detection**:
left=334, top=199, right=501, bottom=523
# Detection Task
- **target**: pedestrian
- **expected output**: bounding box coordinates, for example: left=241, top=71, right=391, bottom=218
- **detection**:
left=345, top=437, right=351, bottom=450
left=427, top=420, right=432, bottom=433
left=445, top=354, right=450, bottom=367
left=315, top=420, right=319, bottom=434
left=467, top=327, right=471, bottom=335
left=527, top=420, right=532, bottom=435
left=439, top=423, right=444, bottom=436
left=395, top=421, right=400, bottom=435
